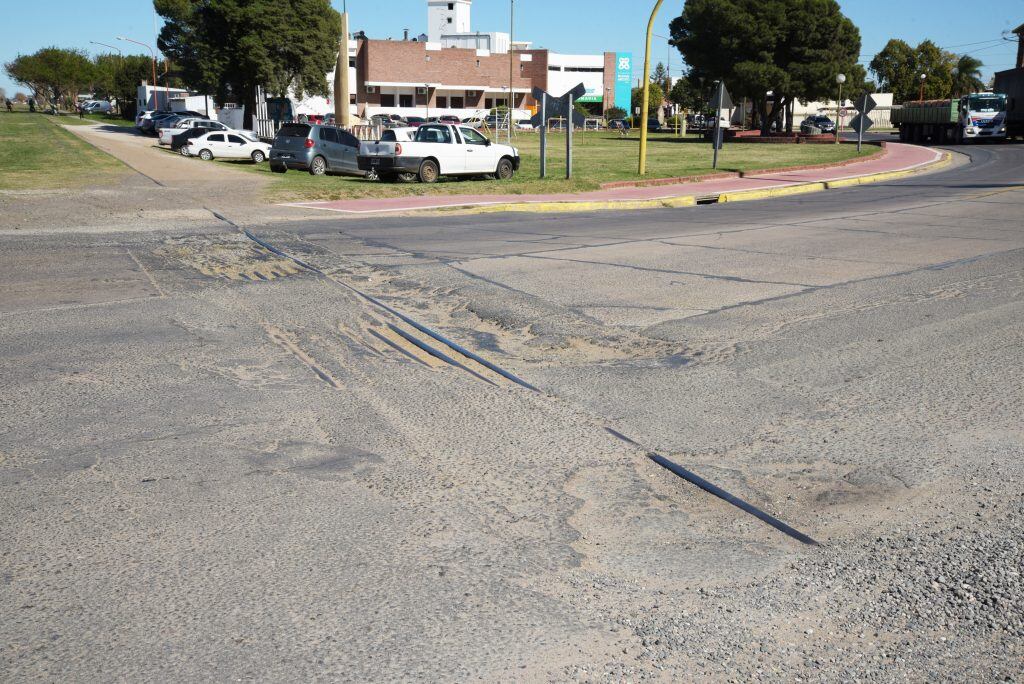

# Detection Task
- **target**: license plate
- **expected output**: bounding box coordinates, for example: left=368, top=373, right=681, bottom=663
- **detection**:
left=370, top=158, right=380, bottom=166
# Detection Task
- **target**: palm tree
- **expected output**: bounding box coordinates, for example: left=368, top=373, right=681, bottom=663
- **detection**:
left=951, top=55, right=985, bottom=96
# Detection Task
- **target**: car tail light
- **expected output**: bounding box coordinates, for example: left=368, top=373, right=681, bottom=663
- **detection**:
left=395, top=143, right=403, bottom=155
left=304, top=138, right=315, bottom=148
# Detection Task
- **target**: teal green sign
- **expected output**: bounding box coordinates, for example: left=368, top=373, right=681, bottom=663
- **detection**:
left=614, top=53, right=632, bottom=111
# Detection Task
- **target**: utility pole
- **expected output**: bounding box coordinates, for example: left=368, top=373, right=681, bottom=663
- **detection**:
left=508, top=0, right=515, bottom=144
left=638, top=0, right=665, bottom=175
left=117, top=36, right=158, bottom=110
left=335, top=10, right=351, bottom=128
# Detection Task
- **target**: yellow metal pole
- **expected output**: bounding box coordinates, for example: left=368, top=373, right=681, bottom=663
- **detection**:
left=638, top=0, right=665, bottom=176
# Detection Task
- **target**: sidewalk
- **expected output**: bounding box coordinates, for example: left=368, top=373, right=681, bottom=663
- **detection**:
left=282, top=143, right=946, bottom=216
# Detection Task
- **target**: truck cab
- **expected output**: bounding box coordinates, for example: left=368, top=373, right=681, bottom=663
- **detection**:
left=958, top=92, right=1008, bottom=141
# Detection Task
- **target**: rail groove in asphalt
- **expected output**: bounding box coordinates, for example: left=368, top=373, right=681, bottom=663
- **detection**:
left=236, top=224, right=820, bottom=546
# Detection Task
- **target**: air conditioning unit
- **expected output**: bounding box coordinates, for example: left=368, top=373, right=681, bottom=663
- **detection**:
left=365, top=85, right=377, bottom=93
left=416, top=87, right=429, bottom=95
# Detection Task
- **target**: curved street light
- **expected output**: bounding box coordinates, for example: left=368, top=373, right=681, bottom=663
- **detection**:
left=638, top=0, right=666, bottom=175
left=117, top=36, right=160, bottom=110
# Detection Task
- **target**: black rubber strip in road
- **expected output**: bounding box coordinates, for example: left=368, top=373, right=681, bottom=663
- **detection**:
left=385, top=323, right=499, bottom=387
left=605, top=428, right=820, bottom=546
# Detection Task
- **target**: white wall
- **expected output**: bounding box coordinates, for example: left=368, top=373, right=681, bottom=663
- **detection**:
left=546, top=53, right=605, bottom=102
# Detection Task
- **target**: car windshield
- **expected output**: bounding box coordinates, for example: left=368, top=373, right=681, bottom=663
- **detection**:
left=967, top=95, right=1005, bottom=113
left=277, top=123, right=311, bottom=137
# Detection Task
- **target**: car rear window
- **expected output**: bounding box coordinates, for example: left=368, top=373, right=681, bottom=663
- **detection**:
left=278, top=123, right=311, bottom=138
left=337, top=130, right=359, bottom=147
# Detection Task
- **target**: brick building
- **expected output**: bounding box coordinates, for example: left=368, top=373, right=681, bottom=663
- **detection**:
left=344, top=0, right=632, bottom=121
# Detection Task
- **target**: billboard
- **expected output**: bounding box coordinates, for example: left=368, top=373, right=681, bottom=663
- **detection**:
left=614, top=53, right=632, bottom=111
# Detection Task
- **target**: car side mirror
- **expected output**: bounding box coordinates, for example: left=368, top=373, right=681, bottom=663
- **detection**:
left=485, top=139, right=491, bottom=146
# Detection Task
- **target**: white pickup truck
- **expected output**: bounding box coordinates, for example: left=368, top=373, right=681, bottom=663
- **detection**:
left=358, top=123, right=520, bottom=183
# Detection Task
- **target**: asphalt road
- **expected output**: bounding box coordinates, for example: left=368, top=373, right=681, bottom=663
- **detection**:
left=1, top=142, right=1022, bottom=681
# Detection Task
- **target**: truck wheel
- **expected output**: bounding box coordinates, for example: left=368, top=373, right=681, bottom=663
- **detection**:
left=495, top=158, right=515, bottom=181
left=309, top=156, right=327, bottom=176
left=418, top=159, right=439, bottom=183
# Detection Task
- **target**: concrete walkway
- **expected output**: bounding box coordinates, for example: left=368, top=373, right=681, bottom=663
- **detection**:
left=283, top=143, right=944, bottom=215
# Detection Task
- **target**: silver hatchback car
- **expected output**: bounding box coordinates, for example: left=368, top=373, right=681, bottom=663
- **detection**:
left=269, top=122, right=363, bottom=176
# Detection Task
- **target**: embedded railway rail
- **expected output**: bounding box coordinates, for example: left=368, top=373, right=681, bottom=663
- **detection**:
left=229, top=216, right=820, bottom=546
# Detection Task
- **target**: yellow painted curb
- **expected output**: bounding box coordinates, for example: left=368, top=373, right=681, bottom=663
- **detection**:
left=458, top=194, right=697, bottom=215
left=824, top=152, right=952, bottom=189
left=718, top=182, right=827, bottom=203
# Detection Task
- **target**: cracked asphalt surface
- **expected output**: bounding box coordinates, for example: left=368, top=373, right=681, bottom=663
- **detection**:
left=1, top=131, right=1022, bottom=681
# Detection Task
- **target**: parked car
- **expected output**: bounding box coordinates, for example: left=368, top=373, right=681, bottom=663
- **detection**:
left=83, top=100, right=113, bottom=113
left=405, top=116, right=428, bottom=128
left=187, top=131, right=271, bottom=162
left=800, top=115, right=836, bottom=134
left=158, top=118, right=229, bottom=146
left=437, top=115, right=462, bottom=124
left=647, top=118, right=662, bottom=132
left=170, top=126, right=224, bottom=155
left=462, top=116, right=485, bottom=129
left=370, top=114, right=406, bottom=129
left=514, top=119, right=534, bottom=130
left=379, top=127, right=418, bottom=142
left=268, top=122, right=363, bottom=176
left=143, top=110, right=203, bottom=134
left=358, top=123, right=520, bottom=183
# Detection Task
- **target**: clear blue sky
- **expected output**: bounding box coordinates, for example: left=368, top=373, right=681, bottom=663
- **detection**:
left=2, top=0, right=1020, bottom=96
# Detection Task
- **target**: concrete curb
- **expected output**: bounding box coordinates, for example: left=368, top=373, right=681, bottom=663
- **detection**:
left=454, top=150, right=951, bottom=214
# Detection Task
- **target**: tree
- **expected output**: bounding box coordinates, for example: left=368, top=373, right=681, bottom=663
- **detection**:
left=651, top=62, right=668, bottom=85
left=14, top=92, right=28, bottom=103
left=870, top=39, right=958, bottom=101
left=669, top=75, right=705, bottom=112
left=604, top=106, right=627, bottom=120
left=670, top=0, right=864, bottom=134
left=631, top=82, right=664, bottom=118
left=4, top=47, right=96, bottom=109
left=951, top=54, right=984, bottom=97
left=869, top=39, right=916, bottom=99
left=913, top=40, right=955, bottom=100
left=155, top=0, right=342, bottom=128
left=93, top=54, right=159, bottom=118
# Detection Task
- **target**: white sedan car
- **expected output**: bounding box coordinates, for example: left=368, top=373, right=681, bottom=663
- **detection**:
left=187, top=131, right=271, bottom=163
left=158, top=119, right=229, bottom=146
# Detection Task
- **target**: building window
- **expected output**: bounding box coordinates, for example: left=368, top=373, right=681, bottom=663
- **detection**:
left=381, top=94, right=395, bottom=107
left=450, top=96, right=464, bottom=108
left=399, top=94, right=413, bottom=108
left=485, top=98, right=493, bottom=109
left=447, top=17, right=452, bottom=23
left=448, top=2, right=453, bottom=9
left=349, top=58, right=355, bottom=68
left=349, top=95, right=356, bottom=105
left=436, top=96, right=448, bottom=108
left=548, top=66, right=562, bottom=72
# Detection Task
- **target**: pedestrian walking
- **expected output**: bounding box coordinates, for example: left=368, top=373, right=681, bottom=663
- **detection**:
left=78, top=103, right=84, bottom=119
left=5, top=99, right=12, bottom=113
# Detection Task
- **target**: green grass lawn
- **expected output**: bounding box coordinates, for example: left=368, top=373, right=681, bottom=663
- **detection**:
left=0, top=112, right=129, bottom=190
left=217, top=131, right=879, bottom=203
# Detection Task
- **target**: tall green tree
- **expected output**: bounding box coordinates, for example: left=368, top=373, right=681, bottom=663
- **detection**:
left=4, top=47, right=96, bottom=109
left=632, top=82, right=664, bottom=118
left=951, top=54, right=984, bottom=97
left=870, top=39, right=958, bottom=101
left=93, top=54, right=161, bottom=118
left=869, top=39, right=916, bottom=98
left=651, top=62, right=669, bottom=85
left=670, top=0, right=864, bottom=135
left=155, top=0, right=342, bottom=127
left=668, top=75, right=706, bottom=112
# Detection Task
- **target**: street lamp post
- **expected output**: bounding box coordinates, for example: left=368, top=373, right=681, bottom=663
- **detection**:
left=90, top=41, right=123, bottom=113
left=425, top=84, right=430, bottom=120
left=835, top=73, right=846, bottom=144
left=508, top=0, right=515, bottom=144
left=638, top=0, right=666, bottom=175
left=919, top=73, right=927, bottom=101
left=117, top=36, right=158, bottom=110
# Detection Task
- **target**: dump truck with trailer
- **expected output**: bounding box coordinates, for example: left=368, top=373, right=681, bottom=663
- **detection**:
left=892, top=93, right=1007, bottom=144
left=993, top=68, right=1024, bottom=139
